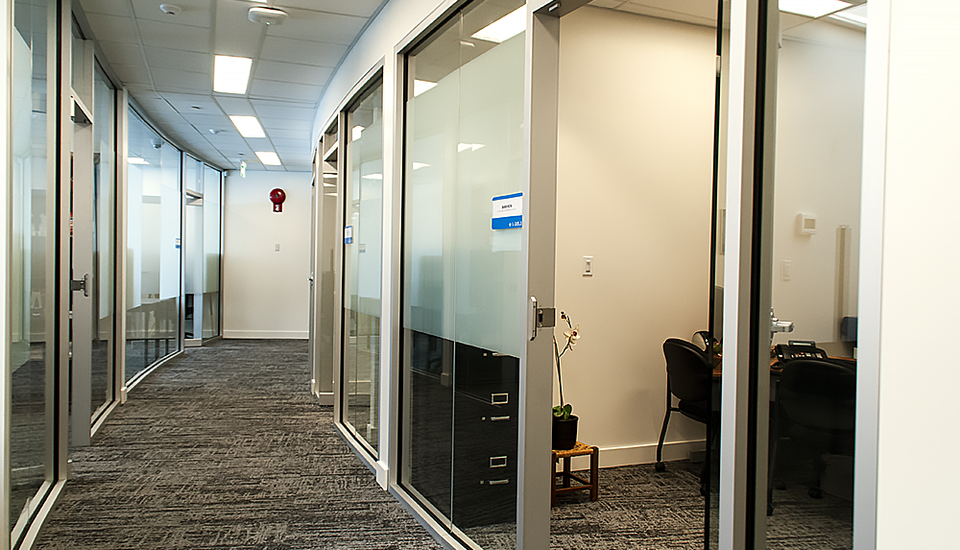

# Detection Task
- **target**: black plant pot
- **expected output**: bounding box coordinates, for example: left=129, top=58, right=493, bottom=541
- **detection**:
left=552, top=415, right=579, bottom=450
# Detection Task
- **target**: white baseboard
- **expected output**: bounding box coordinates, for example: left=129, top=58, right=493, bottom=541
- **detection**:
left=562, top=438, right=707, bottom=472
left=222, top=330, right=308, bottom=339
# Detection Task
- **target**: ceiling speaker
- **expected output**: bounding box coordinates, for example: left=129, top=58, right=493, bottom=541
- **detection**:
left=248, top=7, right=288, bottom=26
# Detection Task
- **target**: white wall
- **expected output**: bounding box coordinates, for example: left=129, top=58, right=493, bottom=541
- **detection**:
left=866, top=0, right=960, bottom=547
left=555, top=7, right=717, bottom=467
left=222, top=170, right=312, bottom=339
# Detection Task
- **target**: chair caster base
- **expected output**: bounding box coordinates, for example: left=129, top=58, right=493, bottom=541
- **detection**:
left=655, top=462, right=666, bottom=473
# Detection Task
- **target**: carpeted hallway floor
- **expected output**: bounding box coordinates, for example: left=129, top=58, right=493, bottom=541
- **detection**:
left=33, top=339, right=443, bottom=550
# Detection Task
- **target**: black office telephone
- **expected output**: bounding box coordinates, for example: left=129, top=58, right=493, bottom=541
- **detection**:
left=774, top=341, right=828, bottom=362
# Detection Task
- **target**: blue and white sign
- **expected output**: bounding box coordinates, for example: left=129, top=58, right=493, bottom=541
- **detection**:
left=492, top=192, right=523, bottom=230
left=344, top=225, right=353, bottom=244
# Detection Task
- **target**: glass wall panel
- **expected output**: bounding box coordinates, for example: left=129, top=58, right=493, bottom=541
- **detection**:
left=184, top=156, right=202, bottom=340
left=202, top=165, right=222, bottom=339
left=91, top=64, right=116, bottom=418
left=342, top=79, right=384, bottom=453
left=758, top=2, right=866, bottom=547
left=10, top=0, right=53, bottom=538
left=401, top=0, right=525, bottom=546
left=125, top=110, right=181, bottom=381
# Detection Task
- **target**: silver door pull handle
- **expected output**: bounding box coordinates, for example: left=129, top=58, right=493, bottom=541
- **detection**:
left=489, top=416, right=510, bottom=422
left=71, top=273, right=89, bottom=297
left=488, top=479, right=510, bottom=486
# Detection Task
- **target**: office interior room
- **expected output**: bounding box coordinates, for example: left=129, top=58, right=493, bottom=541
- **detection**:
left=6, top=0, right=960, bottom=549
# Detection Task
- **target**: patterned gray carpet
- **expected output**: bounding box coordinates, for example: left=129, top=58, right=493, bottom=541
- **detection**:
left=34, top=340, right=443, bottom=550
left=33, top=339, right=849, bottom=550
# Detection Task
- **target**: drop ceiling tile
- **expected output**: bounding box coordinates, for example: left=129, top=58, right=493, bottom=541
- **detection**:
left=249, top=79, right=323, bottom=103
left=254, top=60, right=332, bottom=87
left=213, top=0, right=263, bottom=58
left=111, top=63, right=153, bottom=86
left=131, top=0, right=212, bottom=28
left=95, top=41, right=146, bottom=68
left=178, top=111, right=232, bottom=127
left=85, top=13, right=140, bottom=44
left=260, top=36, right=347, bottom=67
left=150, top=68, right=211, bottom=92
left=79, top=0, right=135, bottom=17
left=271, top=138, right=309, bottom=150
left=144, top=46, right=212, bottom=73
left=251, top=101, right=318, bottom=121
left=274, top=0, right=385, bottom=18
left=159, top=92, right=221, bottom=113
left=213, top=96, right=257, bottom=116
left=265, top=8, right=366, bottom=45
left=263, top=128, right=307, bottom=140
left=138, top=19, right=211, bottom=53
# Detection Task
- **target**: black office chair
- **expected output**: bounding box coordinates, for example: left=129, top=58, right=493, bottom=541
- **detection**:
left=769, top=358, right=856, bottom=510
left=655, top=338, right=717, bottom=494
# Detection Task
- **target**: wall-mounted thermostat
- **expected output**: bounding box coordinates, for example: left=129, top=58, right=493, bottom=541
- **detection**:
left=798, top=213, right=817, bottom=235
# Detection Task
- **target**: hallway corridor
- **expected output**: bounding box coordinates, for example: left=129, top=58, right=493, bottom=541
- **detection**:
left=33, top=340, right=441, bottom=550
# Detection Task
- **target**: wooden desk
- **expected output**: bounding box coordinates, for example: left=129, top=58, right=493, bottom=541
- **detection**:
left=551, top=442, right=599, bottom=506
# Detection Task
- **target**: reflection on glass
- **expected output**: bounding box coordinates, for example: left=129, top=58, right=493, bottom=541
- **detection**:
left=91, top=65, right=116, bottom=419
left=125, top=110, right=181, bottom=381
left=202, top=166, right=222, bottom=339
left=318, top=128, right=338, bottom=396
left=184, top=157, right=202, bottom=340
left=401, top=0, right=525, bottom=546
left=343, top=80, right=384, bottom=453
left=763, top=3, right=865, bottom=547
left=11, top=0, right=52, bottom=536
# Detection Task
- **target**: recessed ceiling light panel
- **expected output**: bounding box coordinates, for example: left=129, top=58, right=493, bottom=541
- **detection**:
left=779, top=0, right=851, bottom=18
left=256, top=151, right=282, bottom=166
left=229, top=115, right=266, bottom=138
left=471, top=6, right=526, bottom=43
left=214, top=55, right=252, bottom=94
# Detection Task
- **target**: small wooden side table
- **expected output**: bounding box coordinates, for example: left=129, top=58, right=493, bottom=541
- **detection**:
left=551, top=441, right=599, bottom=506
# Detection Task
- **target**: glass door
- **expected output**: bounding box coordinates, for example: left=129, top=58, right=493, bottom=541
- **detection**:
left=399, top=1, right=537, bottom=547
left=745, top=1, right=867, bottom=547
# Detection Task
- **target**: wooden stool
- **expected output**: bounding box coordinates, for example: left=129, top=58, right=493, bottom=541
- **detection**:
left=551, top=441, right=599, bottom=506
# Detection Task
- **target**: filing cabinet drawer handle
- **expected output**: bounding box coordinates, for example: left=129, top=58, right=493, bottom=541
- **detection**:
left=489, top=415, right=510, bottom=422
left=490, top=393, right=509, bottom=405
left=488, top=479, right=510, bottom=486
left=490, top=456, right=508, bottom=468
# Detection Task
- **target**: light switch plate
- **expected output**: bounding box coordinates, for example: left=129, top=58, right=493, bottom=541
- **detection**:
left=583, top=256, right=593, bottom=277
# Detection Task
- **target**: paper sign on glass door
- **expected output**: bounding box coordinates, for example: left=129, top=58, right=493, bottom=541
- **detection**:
left=492, top=193, right=522, bottom=230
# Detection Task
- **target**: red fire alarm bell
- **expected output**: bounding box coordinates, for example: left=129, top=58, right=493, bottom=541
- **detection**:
left=269, top=188, right=286, bottom=212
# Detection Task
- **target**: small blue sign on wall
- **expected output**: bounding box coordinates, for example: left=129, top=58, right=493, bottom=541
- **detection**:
left=492, top=192, right=522, bottom=230
left=344, top=225, right=353, bottom=244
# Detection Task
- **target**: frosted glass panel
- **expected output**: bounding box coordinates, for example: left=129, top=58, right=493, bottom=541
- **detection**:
left=401, top=1, right=526, bottom=547
left=342, top=79, right=384, bottom=454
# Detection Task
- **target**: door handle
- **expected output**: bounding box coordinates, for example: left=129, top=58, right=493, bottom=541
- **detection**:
left=71, top=273, right=89, bottom=297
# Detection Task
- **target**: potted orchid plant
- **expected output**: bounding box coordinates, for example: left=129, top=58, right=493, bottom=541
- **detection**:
left=552, top=311, right=580, bottom=450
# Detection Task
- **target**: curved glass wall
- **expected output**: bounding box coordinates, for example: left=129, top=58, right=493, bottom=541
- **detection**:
left=125, top=109, right=182, bottom=381
left=400, top=0, right=526, bottom=546
left=342, top=78, right=384, bottom=454
left=10, top=0, right=54, bottom=539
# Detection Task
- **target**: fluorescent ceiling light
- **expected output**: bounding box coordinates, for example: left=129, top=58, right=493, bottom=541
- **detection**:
left=229, top=115, right=266, bottom=138
left=472, top=6, right=525, bottom=43
left=779, top=0, right=851, bottom=18
left=362, top=173, right=383, bottom=180
left=352, top=126, right=364, bottom=141
left=255, top=151, right=282, bottom=165
left=458, top=143, right=485, bottom=152
left=213, top=55, right=253, bottom=94
left=413, top=80, right=438, bottom=97
left=127, top=157, right=149, bottom=165
left=830, top=3, right=867, bottom=26
left=412, top=162, right=430, bottom=170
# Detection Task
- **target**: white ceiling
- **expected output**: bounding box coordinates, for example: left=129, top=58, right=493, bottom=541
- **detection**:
left=76, top=0, right=388, bottom=172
